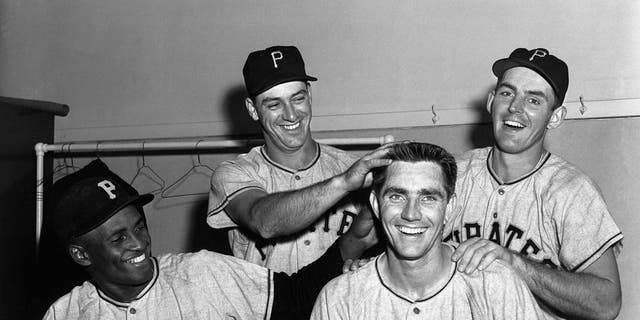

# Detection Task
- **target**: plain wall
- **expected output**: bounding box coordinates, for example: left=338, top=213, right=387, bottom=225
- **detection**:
left=2, top=0, right=639, bottom=318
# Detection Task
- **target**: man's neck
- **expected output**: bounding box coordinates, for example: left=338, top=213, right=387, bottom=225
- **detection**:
left=91, top=278, right=150, bottom=303
left=263, top=138, right=319, bottom=171
left=380, top=244, right=453, bottom=301
left=491, top=145, right=548, bottom=183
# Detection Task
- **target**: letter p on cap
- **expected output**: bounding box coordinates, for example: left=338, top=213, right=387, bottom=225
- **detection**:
left=529, top=49, right=548, bottom=61
left=271, top=51, right=283, bottom=68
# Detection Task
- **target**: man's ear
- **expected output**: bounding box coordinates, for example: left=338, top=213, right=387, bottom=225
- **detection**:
left=486, top=90, right=496, bottom=114
left=245, top=97, right=259, bottom=121
left=446, top=193, right=457, bottom=215
left=369, top=190, right=380, bottom=220
left=306, top=83, right=313, bottom=103
left=68, top=245, right=92, bottom=267
left=547, top=105, right=566, bottom=129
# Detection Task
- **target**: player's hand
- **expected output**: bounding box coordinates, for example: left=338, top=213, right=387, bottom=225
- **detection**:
left=342, top=257, right=374, bottom=273
left=337, top=202, right=379, bottom=260
left=338, top=140, right=395, bottom=192
left=451, top=238, right=514, bottom=274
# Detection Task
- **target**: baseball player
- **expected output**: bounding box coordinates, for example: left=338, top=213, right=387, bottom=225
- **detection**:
left=311, top=142, right=553, bottom=319
left=208, top=45, right=393, bottom=274
left=444, top=48, right=623, bottom=319
left=44, top=159, right=376, bottom=320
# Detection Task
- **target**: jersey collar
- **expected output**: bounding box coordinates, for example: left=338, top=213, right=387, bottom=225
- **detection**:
left=486, top=147, right=551, bottom=186
left=375, top=246, right=457, bottom=303
left=96, top=256, right=160, bottom=308
left=259, top=142, right=321, bottom=174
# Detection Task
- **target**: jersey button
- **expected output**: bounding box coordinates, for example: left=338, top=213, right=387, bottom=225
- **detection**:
left=493, top=212, right=498, bottom=218
left=304, top=240, right=311, bottom=246
left=413, top=307, right=420, bottom=314
left=294, top=175, right=301, bottom=180
left=130, top=308, right=137, bottom=314
left=498, top=188, right=505, bottom=195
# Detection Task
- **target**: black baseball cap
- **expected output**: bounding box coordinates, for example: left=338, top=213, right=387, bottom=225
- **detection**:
left=492, top=48, right=569, bottom=104
left=53, top=159, right=153, bottom=243
left=242, top=45, right=317, bottom=98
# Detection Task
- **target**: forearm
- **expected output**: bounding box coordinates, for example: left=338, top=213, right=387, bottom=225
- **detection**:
left=512, top=254, right=621, bottom=320
left=250, top=176, right=350, bottom=238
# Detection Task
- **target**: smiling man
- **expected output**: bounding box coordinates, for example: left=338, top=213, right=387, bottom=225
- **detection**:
left=311, top=142, right=552, bottom=319
left=44, top=159, right=379, bottom=319
left=444, top=48, right=623, bottom=319
left=208, top=45, right=393, bottom=274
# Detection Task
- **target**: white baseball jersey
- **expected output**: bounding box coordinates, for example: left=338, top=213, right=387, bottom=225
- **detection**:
left=208, top=143, right=359, bottom=274
left=311, top=248, right=553, bottom=320
left=44, top=250, right=274, bottom=320
left=444, top=147, right=623, bottom=272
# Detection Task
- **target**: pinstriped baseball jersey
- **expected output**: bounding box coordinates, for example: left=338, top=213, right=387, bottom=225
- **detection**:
left=311, top=248, right=553, bottom=320
left=444, top=147, right=623, bottom=272
left=44, top=251, right=274, bottom=320
left=208, top=143, right=359, bottom=274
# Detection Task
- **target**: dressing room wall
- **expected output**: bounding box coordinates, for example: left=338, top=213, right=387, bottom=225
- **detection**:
left=2, top=0, right=639, bottom=318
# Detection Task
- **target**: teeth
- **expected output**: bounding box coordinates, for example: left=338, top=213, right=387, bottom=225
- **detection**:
left=397, top=226, right=427, bottom=235
left=127, top=254, right=146, bottom=264
left=283, top=122, right=300, bottom=130
left=504, top=120, right=525, bottom=128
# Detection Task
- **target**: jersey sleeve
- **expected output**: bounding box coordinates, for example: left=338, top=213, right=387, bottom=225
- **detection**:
left=189, top=251, right=275, bottom=320
left=551, top=174, right=623, bottom=271
left=482, top=262, right=554, bottom=319
left=207, top=162, right=265, bottom=229
left=309, top=287, right=333, bottom=320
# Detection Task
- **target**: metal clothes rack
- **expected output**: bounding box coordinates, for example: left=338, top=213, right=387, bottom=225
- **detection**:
left=34, top=136, right=386, bottom=254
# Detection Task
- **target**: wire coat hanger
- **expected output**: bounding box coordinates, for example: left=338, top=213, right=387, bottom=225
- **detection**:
left=130, top=141, right=165, bottom=195
left=53, top=143, right=82, bottom=180
left=161, top=140, right=214, bottom=198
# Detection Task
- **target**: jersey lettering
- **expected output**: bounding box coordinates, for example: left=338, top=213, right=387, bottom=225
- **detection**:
left=464, top=223, right=481, bottom=239
left=488, top=222, right=501, bottom=244
left=446, top=221, right=556, bottom=268
left=337, top=210, right=356, bottom=236
left=520, top=239, right=540, bottom=256
left=505, top=225, right=524, bottom=249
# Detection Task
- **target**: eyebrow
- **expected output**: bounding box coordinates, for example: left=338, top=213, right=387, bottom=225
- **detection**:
left=260, top=89, right=308, bottom=104
left=107, top=216, right=144, bottom=237
left=382, top=186, right=445, bottom=198
left=382, top=187, right=407, bottom=197
left=498, top=81, right=550, bottom=101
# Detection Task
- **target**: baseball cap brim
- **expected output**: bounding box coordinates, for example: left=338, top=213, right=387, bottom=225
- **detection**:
left=253, top=73, right=317, bottom=97
left=492, top=58, right=561, bottom=102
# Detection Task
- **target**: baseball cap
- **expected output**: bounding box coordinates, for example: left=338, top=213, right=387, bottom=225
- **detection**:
left=243, top=45, right=317, bottom=98
left=492, top=48, right=569, bottom=104
left=53, top=159, right=153, bottom=243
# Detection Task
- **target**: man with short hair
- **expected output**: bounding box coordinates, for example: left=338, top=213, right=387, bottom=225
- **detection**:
left=44, top=159, right=376, bottom=319
left=208, top=45, right=393, bottom=274
left=445, top=48, right=623, bottom=319
left=311, top=142, right=552, bottom=319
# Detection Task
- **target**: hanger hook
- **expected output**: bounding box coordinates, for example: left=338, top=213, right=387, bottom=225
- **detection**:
left=141, top=141, right=147, bottom=166
left=96, top=141, right=101, bottom=159
left=195, top=140, right=203, bottom=165
left=431, top=105, right=439, bottom=125
left=579, top=95, right=587, bottom=115
left=67, top=143, right=76, bottom=168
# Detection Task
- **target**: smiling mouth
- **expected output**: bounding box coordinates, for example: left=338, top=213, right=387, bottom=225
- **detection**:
left=282, top=122, right=300, bottom=130
left=397, top=226, right=428, bottom=235
left=504, top=120, right=525, bottom=129
left=126, top=253, right=147, bottom=264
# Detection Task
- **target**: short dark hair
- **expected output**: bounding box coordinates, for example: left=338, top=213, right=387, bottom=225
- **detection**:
left=372, top=142, right=457, bottom=200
